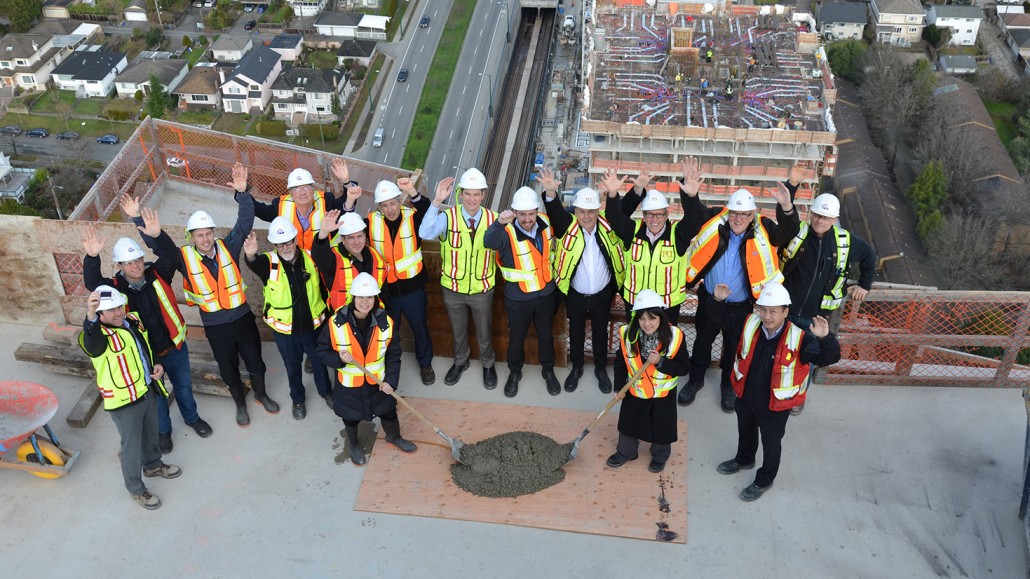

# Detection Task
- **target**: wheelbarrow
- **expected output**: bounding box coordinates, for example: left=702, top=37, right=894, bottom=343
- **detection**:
left=0, top=381, right=80, bottom=479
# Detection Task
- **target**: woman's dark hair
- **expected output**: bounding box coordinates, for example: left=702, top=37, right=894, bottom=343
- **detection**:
left=625, top=307, right=672, bottom=356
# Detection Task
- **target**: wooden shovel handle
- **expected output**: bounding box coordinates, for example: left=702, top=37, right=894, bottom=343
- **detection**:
left=351, top=360, right=442, bottom=434
left=581, top=361, right=652, bottom=436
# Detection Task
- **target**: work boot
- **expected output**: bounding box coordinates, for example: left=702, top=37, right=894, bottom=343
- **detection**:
left=382, top=419, right=417, bottom=453
left=444, top=361, right=470, bottom=385
left=605, top=453, right=636, bottom=468
left=324, top=394, right=334, bottom=410
left=504, top=371, right=521, bottom=398
left=187, top=418, right=213, bottom=438
left=483, top=366, right=498, bottom=389
left=790, top=403, right=805, bottom=416
left=720, top=384, right=736, bottom=413
left=303, top=356, right=313, bottom=374
left=292, top=403, right=306, bottom=421
left=158, top=432, right=173, bottom=454
left=648, top=460, right=666, bottom=474
left=678, top=382, right=702, bottom=406
left=235, top=404, right=250, bottom=428
left=595, top=364, right=613, bottom=394
left=132, top=489, right=161, bottom=510
left=740, top=482, right=773, bottom=502
left=143, top=463, right=182, bottom=479
left=563, top=366, right=583, bottom=392
left=250, top=373, right=280, bottom=414
left=717, top=458, right=755, bottom=475
left=345, top=425, right=366, bottom=466
left=543, top=368, right=561, bottom=396
left=420, top=366, right=436, bottom=385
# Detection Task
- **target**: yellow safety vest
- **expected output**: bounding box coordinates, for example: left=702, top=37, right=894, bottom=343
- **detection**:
left=439, top=206, right=498, bottom=294
left=327, top=311, right=394, bottom=388
left=79, top=313, right=167, bottom=411
left=620, top=325, right=685, bottom=399
left=180, top=240, right=248, bottom=312
left=498, top=215, right=554, bottom=293
left=686, top=209, right=783, bottom=299
left=261, top=250, right=327, bottom=334
left=623, top=221, right=688, bottom=307
left=279, top=190, right=327, bottom=252
left=730, top=315, right=810, bottom=411
left=368, top=207, right=423, bottom=283
left=780, top=223, right=851, bottom=310
left=553, top=216, right=626, bottom=295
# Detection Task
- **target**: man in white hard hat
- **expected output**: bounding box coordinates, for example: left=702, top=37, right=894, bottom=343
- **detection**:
left=79, top=286, right=181, bottom=510
left=243, top=217, right=332, bottom=421
left=252, top=158, right=353, bottom=252
left=538, top=168, right=626, bottom=394
left=81, top=196, right=212, bottom=454
left=779, top=193, right=876, bottom=415
left=484, top=185, right=561, bottom=398
left=676, top=156, right=801, bottom=413
left=715, top=282, right=840, bottom=502
left=418, top=169, right=499, bottom=389
left=310, top=208, right=388, bottom=311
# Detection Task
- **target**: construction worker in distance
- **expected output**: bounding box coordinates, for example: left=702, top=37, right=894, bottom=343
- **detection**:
left=715, top=282, right=840, bottom=502
left=779, top=192, right=876, bottom=415
left=677, top=156, right=801, bottom=413
left=79, top=286, right=181, bottom=510
left=484, top=186, right=561, bottom=398
left=252, top=158, right=354, bottom=251
left=316, top=272, right=417, bottom=466
left=82, top=197, right=212, bottom=455
left=243, top=217, right=332, bottom=421
left=177, top=162, right=279, bottom=427
left=538, top=168, right=626, bottom=394
left=310, top=209, right=388, bottom=311
left=418, top=169, right=499, bottom=390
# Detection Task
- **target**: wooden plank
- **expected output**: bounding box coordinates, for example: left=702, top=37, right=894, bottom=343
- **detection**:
left=354, top=398, right=688, bottom=543
left=67, top=383, right=101, bottom=429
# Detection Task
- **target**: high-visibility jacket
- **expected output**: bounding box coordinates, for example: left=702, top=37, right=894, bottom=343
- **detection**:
left=439, top=206, right=498, bottom=294
left=780, top=223, right=851, bottom=310
left=328, top=311, right=394, bottom=388
left=328, top=246, right=388, bottom=309
left=623, top=221, right=688, bottom=307
left=498, top=215, right=554, bottom=293
left=731, top=314, right=810, bottom=411
left=553, top=216, right=626, bottom=295
left=79, top=313, right=167, bottom=411
left=180, top=240, right=248, bottom=312
left=686, top=209, right=783, bottom=299
left=619, top=324, right=685, bottom=399
left=279, top=190, right=327, bottom=251
left=260, top=250, right=327, bottom=334
left=148, top=274, right=188, bottom=348
left=369, top=207, right=423, bottom=283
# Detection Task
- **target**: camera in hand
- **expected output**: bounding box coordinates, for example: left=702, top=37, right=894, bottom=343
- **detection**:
left=100, top=291, right=112, bottom=298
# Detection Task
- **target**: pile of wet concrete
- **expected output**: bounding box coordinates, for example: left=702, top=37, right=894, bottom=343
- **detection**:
left=451, top=431, right=573, bottom=498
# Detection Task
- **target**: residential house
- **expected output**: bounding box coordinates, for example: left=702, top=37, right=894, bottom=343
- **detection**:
left=1000, top=13, right=1030, bottom=34
left=869, top=0, right=925, bottom=45
left=996, top=0, right=1026, bottom=15
left=115, top=59, right=189, bottom=98
left=0, top=22, right=101, bottom=91
left=335, top=38, right=377, bottom=67
left=269, top=34, right=304, bottom=62
left=338, top=0, right=379, bottom=7
left=41, top=0, right=75, bottom=19
left=49, top=46, right=128, bottom=97
left=172, top=62, right=223, bottom=111
left=270, top=66, right=348, bottom=123
left=124, top=0, right=149, bottom=22
left=925, top=4, right=982, bottom=47
left=211, top=35, right=254, bottom=63
left=314, top=12, right=390, bottom=40
left=938, top=54, right=977, bottom=74
left=220, top=45, right=282, bottom=113
left=818, top=1, right=867, bottom=41
left=1006, top=28, right=1030, bottom=74
left=286, top=0, right=327, bottom=17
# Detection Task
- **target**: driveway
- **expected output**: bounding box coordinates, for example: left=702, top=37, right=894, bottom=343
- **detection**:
left=977, top=18, right=1023, bottom=81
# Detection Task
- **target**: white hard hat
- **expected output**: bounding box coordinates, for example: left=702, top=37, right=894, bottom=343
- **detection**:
left=511, top=186, right=540, bottom=211
left=811, top=193, right=840, bottom=219
left=632, top=289, right=666, bottom=311
left=287, top=168, right=315, bottom=189
left=267, top=216, right=298, bottom=244
left=458, top=168, right=488, bottom=190
left=727, top=188, right=757, bottom=212
left=337, top=212, right=366, bottom=236
left=572, top=187, right=601, bottom=210
left=374, top=180, right=402, bottom=203
left=639, top=190, right=669, bottom=212
left=186, top=210, right=216, bottom=231
left=349, top=272, right=381, bottom=297
left=755, top=282, right=791, bottom=307
left=112, top=237, right=144, bottom=263
left=94, top=284, right=127, bottom=312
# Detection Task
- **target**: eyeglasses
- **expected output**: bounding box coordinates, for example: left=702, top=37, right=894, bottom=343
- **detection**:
left=728, top=211, right=754, bottom=220
left=273, top=239, right=296, bottom=248
left=643, top=212, right=667, bottom=220
left=811, top=214, right=836, bottom=223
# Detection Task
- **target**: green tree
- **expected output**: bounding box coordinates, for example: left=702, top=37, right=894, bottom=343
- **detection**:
left=826, top=39, right=867, bottom=81
left=330, top=92, right=342, bottom=116
left=0, top=0, right=43, bottom=32
left=134, top=89, right=145, bottom=102
left=905, top=160, right=949, bottom=240
left=197, top=35, right=208, bottom=46
left=146, top=74, right=170, bottom=119
left=0, top=198, right=39, bottom=216
left=922, top=24, right=952, bottom=49
left=145, top=26, right=163, bottom=48
left=182, top=35, right=193, bottom=48
left=1009, top=136, right=1030, bottom=175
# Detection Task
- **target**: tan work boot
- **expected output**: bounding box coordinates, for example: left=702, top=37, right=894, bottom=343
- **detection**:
left=132, top=490, right=162, bottom=510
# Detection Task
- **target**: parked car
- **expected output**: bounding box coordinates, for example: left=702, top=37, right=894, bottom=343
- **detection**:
left=96, top=134, right=120, bottom=145
left=257, top=4, right=266, bottom=12
left=167, top=156, right=187, bottom=168
left=25, top=128, right=49, bottom=138
left=397, top=68, right=409, bottom=82
left=243, top=3, right=254, bottom=11
left=419, top=16, right=430, bottom=28
left=56, top=131, right=80, bottom=140
left=0, top=125, right=23, bottom=135
left=244, top=19, right=256, bottom=30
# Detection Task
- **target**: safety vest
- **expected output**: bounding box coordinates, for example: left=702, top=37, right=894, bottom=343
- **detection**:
left=439, top=206, right=498, bottom=294
left=279, top=190, right=327, bottom=251
left=149, top=275, right=188, bottom=347
left=498, top=215, right=554, bottom=293
left=79, top=313, right=167, bottom=411
left=686, top=209, right=783, bottom=299
left=328, top=246, right=388, bottom=309
left=780, top=223, right=852, bottom=311
left=619, top=324, right=685, bottom=399
left=327, top=310, right=393, bottom=388
left=553, top=216, right=626, bottom=295
left=368, top=207, right=423, bottom=283
left=623, top=221, right=688, bottom=307
left=730, top=315, right=810, bottom=412
left=180, top=240, right=248, bottom=312
left=261, top=250, right=327, bottom=334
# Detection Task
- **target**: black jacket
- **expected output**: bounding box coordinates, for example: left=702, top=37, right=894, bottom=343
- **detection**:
left=244, top=250, right=326, bottom=335
left=605, top=191, right=693, bottom=255
left=781, top=227, right=877, bottom=318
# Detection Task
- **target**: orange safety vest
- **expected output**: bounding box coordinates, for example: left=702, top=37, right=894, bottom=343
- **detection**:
left=439, top=206, right=498, bottom=294
left=328, top=246, right=388, bottom=310
left=180, top=239, right=248, bottom=312
left=279, top=190, right=328, bottom=252
left=327, top=311, right=394, bottom=388
left=619, top=324, right=685, bottom=399
left=497, top=215, right=554, bottom=293
left=150, top=274, right=188, bottom=347
left=685, top=209, right=783, bottom=298
left=730, top=314, right=810, bottom=411
left=368, top=207, right=423, bottom=283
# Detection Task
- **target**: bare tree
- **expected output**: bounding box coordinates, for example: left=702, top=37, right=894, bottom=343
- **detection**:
left=858, top=48, right=936, bottom=168
left=913, top=92, right=994, bottom=209
left=925, top=211, right=1013, bottom=290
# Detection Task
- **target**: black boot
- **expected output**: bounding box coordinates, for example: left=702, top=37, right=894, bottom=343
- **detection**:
left=381, top=418, right=417, bottom=453
left=345, top=425, right=365, bottom=466
left=595, top=364, right=613, bottom=394
left=504, top=370, right=521, bottom=398
left=250, top=373, right=280, bottom=414
left=563, top=366, right=583, bottom=392
left=230, top=387, right=249, bottom=427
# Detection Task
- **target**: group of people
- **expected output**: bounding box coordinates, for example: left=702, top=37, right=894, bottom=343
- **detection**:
left=78, top=154, right=875, bottom=508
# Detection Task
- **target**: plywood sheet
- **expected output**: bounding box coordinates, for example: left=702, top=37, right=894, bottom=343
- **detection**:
left=354, top=398, right=687, bottom=543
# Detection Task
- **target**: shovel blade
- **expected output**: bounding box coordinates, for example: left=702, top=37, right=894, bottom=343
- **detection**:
left=451, top=439, right=466, bottom=463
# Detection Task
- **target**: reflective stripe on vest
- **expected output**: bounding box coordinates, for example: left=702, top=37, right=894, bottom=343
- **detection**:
left=78, top=313, right=167, bottom=411
left=686, top=209, right=783, bottom=298
left=279, top=191, right=327, bottom=252
left=498, top=215, right=554, bottom=293
left=619, top=324, right=685, bottom=399
left=261, top=251, right=328, bottom=334
left=328, top=246, right=388, bottom=310
left=730, top=314, right=811, bottom=411
left=150, top=275, right=187, bottom=347
left=780, top=223, right=852, bottom=311
left=368, top=207, right=423, bottom=283
left=327, top=314, right=393, bottom=387
left=180, top=239, right=248, bottom=312
left=623, top=221, right=687, bottom=307
left=439, top=206, right=498, bottom=294
left=553, top=216, right=627, bottom=295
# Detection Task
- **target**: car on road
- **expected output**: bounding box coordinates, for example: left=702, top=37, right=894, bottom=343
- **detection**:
left=243, top=3, right=254, bottom=11
left=244, top=19, right=257, bottom=30
left=372, top=127, right=384, bottom=148
left=167, top=156, right=187, bottom=168
left=25, top=128, right=49, bottom=138
left=0, top=125, right=23, bottom=135
left=397, top=68, right=409, bottom=82
left=419, top=16, right=430, bottom=28
left=56, top=131, right=80, bottom=140
left=96, top=134, right=120, bottom=145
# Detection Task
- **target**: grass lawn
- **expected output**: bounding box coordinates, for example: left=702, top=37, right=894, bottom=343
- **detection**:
left=983, top=100, right=1018, bottom=148
left=174, top=109, right=216, bottom=126
left=940, top=46, right=980, bottom=56
left=340, top=53, right=386, bottom=149
left=30, top=89, right=76, bottom=113
left=74, top=98, right=105, bottom=116
left=211, top=112, right=249, bottom=135
left=0, top=112, right=136, bottom=139
left=186, top=45, right=208, bottom=67
left=307, top=50, right=338, bottom=70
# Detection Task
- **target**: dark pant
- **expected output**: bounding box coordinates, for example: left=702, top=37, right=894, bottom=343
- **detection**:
left=386, top=287, right=434, bottom=369
left=689, top=287, right=751, bottom=387
left=342, top=409, right=398, bottom=428
left=505, top=291, right=557, bottom=372
left=273, top=329, right=331, bottom=404
left=204, top=311, right=267, bottom=406
left=566, top=285, right=616, bottom=368
left=109, top=391, right=163, bottom=495
left=625, top=300, right=682, bottom=326
left=155, top=342, right=200, bottom=434
left=734, top=396, right=790, bottom=487
left=615, top=432, right=671, bottom=464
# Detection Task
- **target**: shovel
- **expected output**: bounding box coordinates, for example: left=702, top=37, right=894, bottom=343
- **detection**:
left=351, top=361, right=468, bottom=465
left=565, top=361, right=652, bottom=464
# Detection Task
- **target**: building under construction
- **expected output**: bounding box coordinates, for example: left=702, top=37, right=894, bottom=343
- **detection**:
left=579, top=0, right=837, bottom=214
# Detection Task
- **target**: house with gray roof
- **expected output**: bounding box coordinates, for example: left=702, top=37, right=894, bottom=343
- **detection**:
left=870, top=0, right=925, bottom=45
left=115, top=58, right=189, bottom=98
left=219, top=44, right=282, bottom=113
left=926, top=4, right=983, bottom=46
left=0, top=22, right=102, bottom=92
left=269, top=34, right=304, bottom=62
left=818, top=1, right=868, bottom=41
left=270, top=65, right=349, bottom=123
left=335, top=38, right=377, bottom=66
left=211, top=35, right=254, bottom=63
left=49, top=46, right=128, bottom=97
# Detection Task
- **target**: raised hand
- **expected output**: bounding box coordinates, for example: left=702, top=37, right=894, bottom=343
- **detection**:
left=397, top=176, right=417, bottom=197
left=601, top=168, right=627, bottom=198
left=86, top=290, right=101, bottom=320
left=787, top=162, right=804, bottom=187
left=319, top=209, right=342, bottom=238
left=497, top=209, right=515, bottom=224
left=81, top=225, right=106, bottom=257
left=227, top=162, right=248, bottom=192
left=331, top=158, right=350, bottom=183
left=434, top=177, right=455, bottom=206
left=242, top=230, right=258, bottom=259
left=810, top=316, right=830, bottom=338
left=678, top=156, right=705, bottom=198
left=345, top=183, right=363, bottom=209
left=536, top=168, right=561, bottom=193
left=632, top=165, right=653, bottom=192
left=771, top=181, right=794, bottom=211
left=119, top=194, right=141, bottom=218
left=138, top=207, right=162, bottom=238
